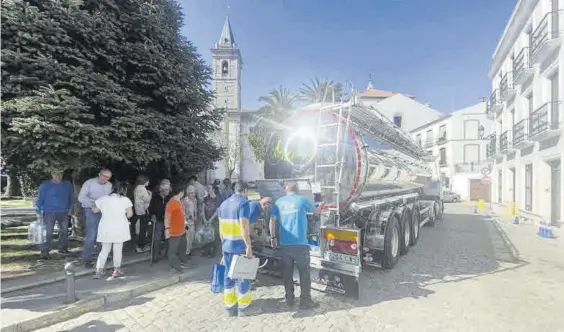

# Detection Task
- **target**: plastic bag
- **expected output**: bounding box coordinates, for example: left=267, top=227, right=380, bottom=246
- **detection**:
left=210, top=262, right=225, bottom=293
left=28, top=219, right=47, bottom=245
left=196, top=223, right=215, bottom=245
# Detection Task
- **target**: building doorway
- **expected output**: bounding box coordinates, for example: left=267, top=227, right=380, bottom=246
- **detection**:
left=550, top=159, right=561, bottom=225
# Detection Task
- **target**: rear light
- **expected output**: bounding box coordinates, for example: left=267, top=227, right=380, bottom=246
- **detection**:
left=329, top=239, right=358, bottom=255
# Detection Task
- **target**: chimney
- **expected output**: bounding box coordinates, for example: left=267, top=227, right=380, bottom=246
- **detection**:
left=425, top=102, right=431, bottom=108
left=479, top=97, right=487, bottom=103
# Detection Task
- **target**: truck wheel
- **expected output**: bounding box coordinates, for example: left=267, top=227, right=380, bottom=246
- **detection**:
left=436, top=201, right=444, bottom=220
left=399, top=212, right=410, bottom=256
left=410, top=208, right=420, bottom=246
left=427, top=203, right=436, bottom=227
left=382, top=215, right=400, bottom=269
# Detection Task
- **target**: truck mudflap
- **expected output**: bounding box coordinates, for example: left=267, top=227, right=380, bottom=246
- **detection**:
left=309, top=254, right=360, bottom=299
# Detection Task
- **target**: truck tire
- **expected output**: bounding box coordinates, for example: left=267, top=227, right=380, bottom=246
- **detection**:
left=410, top=208, right=420, bottom=246
left=436, top=200, right=444, bottom=220
left=427, top=203, right=437, bottom=227
left=382, top=215, right=400, bottom=269
left=399, top=211, right=410, bottom=256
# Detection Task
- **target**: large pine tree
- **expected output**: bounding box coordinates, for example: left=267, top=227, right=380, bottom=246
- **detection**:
left=1, top=0, right=223, bottom=182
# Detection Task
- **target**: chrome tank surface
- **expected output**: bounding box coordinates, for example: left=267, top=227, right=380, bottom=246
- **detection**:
left=263, top=106, right=434, bottom=208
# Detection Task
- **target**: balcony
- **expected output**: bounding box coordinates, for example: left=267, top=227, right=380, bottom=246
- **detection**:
left=436, top=135, right=448, bottom=145
left=454, top=161, right=492, bottom=174
left=530, top=10, right=563, bottom=65
left=499, top=130, right=512, bottom=153
left=512, top=118, right=533, bottom=148
left=423, top=139, right=434, bottom=148
left=499, top=72, right=516, bottom=102
left=513, top=47, right=534, bottom=86
left=529, top=101, right=563, bottom=140
left=486, top=133, right=497, bottom=159
left=487, top=90, right=502, bottom=119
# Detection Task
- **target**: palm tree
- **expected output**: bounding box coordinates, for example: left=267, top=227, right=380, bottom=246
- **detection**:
left=298, top=78, right=343, bottom=104
left=257, top=86, right=297, bottom=121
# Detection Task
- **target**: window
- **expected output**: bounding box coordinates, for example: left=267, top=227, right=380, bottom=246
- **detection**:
left=426, top=129, right=433, bottom=144
left=463, top=144, right=480, bottom=162
left=416, top=134, right=422, bottom=145
left=221, top=60, right=229, bottom=75
left=464, top=120, right=479, bottom=139
left=439, top=148, right=447, bottom=165
left=438, top=125, right=446, bottom=141
left=393, top=115, right=402, bottom=128
left=525, top=164, right=533, bottom=211
left=498, top=170, right=503, bottom=203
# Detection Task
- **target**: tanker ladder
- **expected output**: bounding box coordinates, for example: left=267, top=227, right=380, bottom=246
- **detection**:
left=314, top=81, right=355, bottom=226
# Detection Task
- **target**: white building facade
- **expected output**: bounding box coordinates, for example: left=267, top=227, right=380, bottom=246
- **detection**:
left=209, top=17, right=261, bottom=183
left=410, top=102, right=493, bottom=201
left=487, top=0, right=563, bottom=225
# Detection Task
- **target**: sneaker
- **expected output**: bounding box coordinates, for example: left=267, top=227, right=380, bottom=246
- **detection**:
left=111, top=269, right=124, bottom=278
left=94, top=269, right=105, bottom=279
left=135, top=246, right=146, bottom=253
left=58, top=249, right=71, bottom=255
left=238, top=306, right=262, bottom=317
left=226, top=310, right=237, bottom=318
left=180, top=263, right=194, bottom=269
left=39, top=252, right=51, bottom=260
left=298, top=299, right=319, bottom=310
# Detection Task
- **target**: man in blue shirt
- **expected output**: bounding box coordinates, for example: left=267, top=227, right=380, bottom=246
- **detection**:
left=36, top=169, right=74, bottom=259
left=247, top=197, right=273, bottom=227
left=270, top=182, right=319, bottom=310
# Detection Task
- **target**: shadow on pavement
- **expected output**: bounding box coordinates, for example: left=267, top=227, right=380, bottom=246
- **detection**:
left=57, top=320, right=123, bottom=332
left=254, top=209, right=529, bottom=319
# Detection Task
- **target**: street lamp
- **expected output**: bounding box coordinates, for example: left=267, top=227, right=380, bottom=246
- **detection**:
left=478, top=125, right=485, bottom=139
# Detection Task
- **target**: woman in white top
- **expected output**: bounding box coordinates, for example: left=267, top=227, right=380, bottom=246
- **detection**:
left=133, top=175, right=152, bottom=253
left=93, top=182, right=133, bottom=279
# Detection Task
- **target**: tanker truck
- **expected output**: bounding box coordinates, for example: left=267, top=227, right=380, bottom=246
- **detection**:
left=250, top=87, right=443, bottom=299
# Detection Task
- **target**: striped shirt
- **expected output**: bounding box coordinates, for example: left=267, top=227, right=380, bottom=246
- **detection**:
left=218, top=193, right=250, bottom=254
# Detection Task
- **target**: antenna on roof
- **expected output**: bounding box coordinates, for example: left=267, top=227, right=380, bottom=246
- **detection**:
left=367, top=74, right=374, bottom=90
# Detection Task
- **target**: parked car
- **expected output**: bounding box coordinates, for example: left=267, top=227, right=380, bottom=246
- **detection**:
left=443, top=190, right=461, bottom=203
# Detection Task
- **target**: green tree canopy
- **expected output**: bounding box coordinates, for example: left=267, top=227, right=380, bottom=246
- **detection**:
left=298, top=78, right=343, bottom=104
left=1, top=0, right=223, bottom=182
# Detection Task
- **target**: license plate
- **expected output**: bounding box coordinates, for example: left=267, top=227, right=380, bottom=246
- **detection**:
left=325, top=252, right=359, bottom=265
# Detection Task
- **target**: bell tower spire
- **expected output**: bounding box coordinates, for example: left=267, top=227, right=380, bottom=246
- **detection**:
left=218, top=16, right=236, bottom=48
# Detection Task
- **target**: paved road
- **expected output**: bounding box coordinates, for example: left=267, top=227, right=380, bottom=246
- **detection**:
left=38, top=205, right=564, bottom=332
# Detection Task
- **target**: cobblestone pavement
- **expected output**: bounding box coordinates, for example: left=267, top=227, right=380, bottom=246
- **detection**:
left=39, top=205, right=564, bottom=332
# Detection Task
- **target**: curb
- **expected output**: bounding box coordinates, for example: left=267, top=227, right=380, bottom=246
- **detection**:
left=486, top=213, right=521, bottom=261
left=1, top=256, right=151, bottom=294
left=2, top=268, right=196, bottom=332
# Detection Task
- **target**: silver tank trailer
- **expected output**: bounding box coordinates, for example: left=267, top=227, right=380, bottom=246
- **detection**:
left=263, top=103, right=435, bottom=209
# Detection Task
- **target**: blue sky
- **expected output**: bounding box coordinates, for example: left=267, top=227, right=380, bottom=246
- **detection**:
left=179, top=0, right=516, bottom=114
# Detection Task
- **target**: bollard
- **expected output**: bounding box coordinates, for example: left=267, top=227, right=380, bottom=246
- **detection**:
left=64, top=262, right=78, bottom=304
left=513, top=216, right=519, bottom=224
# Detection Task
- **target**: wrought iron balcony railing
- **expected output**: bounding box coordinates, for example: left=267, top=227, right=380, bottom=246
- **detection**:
left=454, top=162, right=491, bottom=174
left=499, top=130, right=510, bottom=152
left=500, top=72, right=514, bottom=96
left=531, top=10, right=563, bottom=56
left=487, top=89, right=501, bottom=115
left=423, top=139, right=434, bottom=147
left=529, top=101, right=563, bottom=138
left=513, top=47, right=531, bottom=82
left=512, top=118, right=528, bottom=146
left=486, top=133, right=497, bottom=158
left=436, top=135, right=447, bottom=145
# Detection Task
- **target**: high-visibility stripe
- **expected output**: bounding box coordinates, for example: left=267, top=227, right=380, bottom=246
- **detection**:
left=223, top=288, right=237, bottom=308
left=238, top=294, right=252, bottom=308
left=220, top=219, right=242, bottom=237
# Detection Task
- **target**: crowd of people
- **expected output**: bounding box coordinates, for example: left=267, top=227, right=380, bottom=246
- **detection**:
left=35, top=167, right=321, bottom=316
